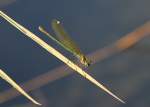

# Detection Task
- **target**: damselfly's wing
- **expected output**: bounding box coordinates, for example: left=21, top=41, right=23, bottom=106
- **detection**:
left=51, top=19, right=82, bottom=56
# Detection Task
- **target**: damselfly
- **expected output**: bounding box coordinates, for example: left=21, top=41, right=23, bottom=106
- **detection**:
left=39, top=19, right=91, bottom=67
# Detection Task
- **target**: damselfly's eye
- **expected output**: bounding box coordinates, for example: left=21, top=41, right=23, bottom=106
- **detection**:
left=87, top=62, right=91, bottom=66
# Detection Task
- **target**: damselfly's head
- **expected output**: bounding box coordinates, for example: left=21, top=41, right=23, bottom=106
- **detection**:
left=80, top=55, right=91, bottom=67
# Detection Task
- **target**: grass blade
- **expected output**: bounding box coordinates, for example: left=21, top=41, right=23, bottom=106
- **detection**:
left=0, top=69, right=41, bottom=105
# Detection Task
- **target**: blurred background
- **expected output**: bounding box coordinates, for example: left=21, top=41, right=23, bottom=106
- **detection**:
left=0, top=0, right=150, bottom=107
